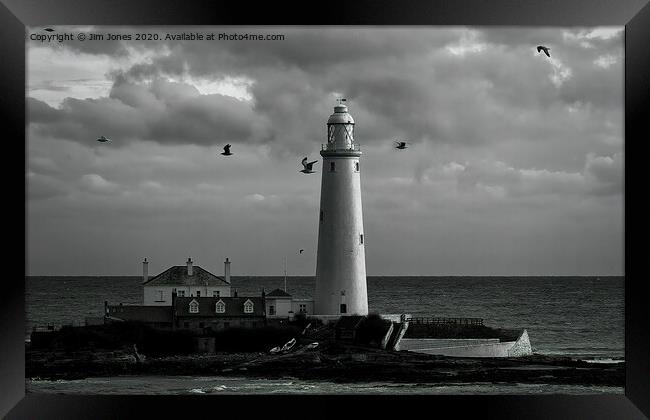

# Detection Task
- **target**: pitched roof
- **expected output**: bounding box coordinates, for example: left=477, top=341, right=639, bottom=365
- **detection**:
left=174, top=296, right=265, bottom=317
left=106, top=305, right=173, bottom=323
left=266, top=288, right=292, bottom=297
left=143, top=265, right=228, bottom=286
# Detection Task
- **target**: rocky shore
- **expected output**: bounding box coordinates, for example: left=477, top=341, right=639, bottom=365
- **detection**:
left=26, top=341, right=624, bottom=387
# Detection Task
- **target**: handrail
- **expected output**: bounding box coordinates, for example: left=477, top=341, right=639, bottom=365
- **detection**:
left=404, top=317, right=484, bottom=326
left=321, top=143, right=361, bottom=151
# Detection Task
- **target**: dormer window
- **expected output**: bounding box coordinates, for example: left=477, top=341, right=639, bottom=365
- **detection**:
left=189, top=300, right=199, bottom=314
left=215, top=300, right=225, bottom=314
left=244, top=299, right=254, bottom=314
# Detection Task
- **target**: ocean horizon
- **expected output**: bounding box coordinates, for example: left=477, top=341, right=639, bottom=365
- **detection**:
left=26, top=275, right=624, bottom=361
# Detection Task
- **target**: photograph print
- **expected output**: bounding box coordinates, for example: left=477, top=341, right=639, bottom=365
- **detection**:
left=26, top=25, right=624, bottom=395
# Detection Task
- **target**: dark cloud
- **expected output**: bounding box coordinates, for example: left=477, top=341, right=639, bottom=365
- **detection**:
left=28, top=97, right=63, bottom=124
left=26, top=172, right=69, bottom=200
left=29, top=78, right=267, bottom=146
left=26, top=27, right=624, bottom=276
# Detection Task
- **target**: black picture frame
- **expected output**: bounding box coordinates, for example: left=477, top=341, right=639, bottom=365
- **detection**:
left=3, top=0, right=648, bottom=418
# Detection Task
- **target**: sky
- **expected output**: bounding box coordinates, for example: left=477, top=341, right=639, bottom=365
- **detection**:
left=26, top=26, right=624, bottom=276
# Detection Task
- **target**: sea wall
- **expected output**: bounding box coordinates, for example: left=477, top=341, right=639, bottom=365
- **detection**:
left=507, top=329, right=532, bottom=357
left=399, top=330, right=532, bottom=358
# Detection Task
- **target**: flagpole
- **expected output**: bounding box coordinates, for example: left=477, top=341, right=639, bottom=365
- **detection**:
left=284, top=256, right=287, bottom=292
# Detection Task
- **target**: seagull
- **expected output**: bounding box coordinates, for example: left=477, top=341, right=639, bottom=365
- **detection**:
left=394, top=141, right=408, bottom=150
left=221, top=144, right=233, bottom=156
left=43, top=28, right=55, bottom=32
left=299, top=249, right=304, bottom=254
left=537, top=45, right=551, bottom=58
left=96, top=135, right=111, bottom=143
left=300, top=157, right=318, bottom=174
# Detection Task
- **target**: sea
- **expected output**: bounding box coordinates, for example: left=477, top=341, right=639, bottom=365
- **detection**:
left=25, top=276, right=625, bottom=395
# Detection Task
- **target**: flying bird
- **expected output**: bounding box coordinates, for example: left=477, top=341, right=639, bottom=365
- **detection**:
left=394, top=141, right=408, bottom=150
left=300, top=157, right=318, bottom=174
left=299, top=249, right=304, bottom=254
left=221, top=144, right=233, bottom=156
left=537, top=45, right=551, bottom=58
left=43, top=28, right=55, bottom=32
left=96, top=135, right=111, bottom=143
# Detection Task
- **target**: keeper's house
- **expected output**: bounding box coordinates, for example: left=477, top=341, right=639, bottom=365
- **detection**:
left=142, top=257, right=231, bottom=306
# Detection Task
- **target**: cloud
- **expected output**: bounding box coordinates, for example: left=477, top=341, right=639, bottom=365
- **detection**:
left=585, top=152, right=623, bottom=195
left=594, top=54, right=618, bottom=69
left=26, top=26, right=624, bottom=275
left=28, top=77, right=269, bottom=147
left=448, top=154, right=622, bottom=199
left=79, top=174, right=120, bottom=195
left=26, top=172, right=69, bottom=200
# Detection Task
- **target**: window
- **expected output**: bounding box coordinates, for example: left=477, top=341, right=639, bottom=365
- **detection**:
left=355, top=162, right=359, bottom=172
left=320, top=210, right=324, bottom=222
left=244, top=300, right=254, bottom=314
left=178, top=290, right=186, bottom=297
left=360, top=234, right=364, bottom=244
left=189, top=300, right=199, bottom=313
left=330, top=162, right=335, bottom=172
left=269, top=305, right=275, bottom=315
left=196, top=290, right=201, bottom=297
left=155, top=290, right=164, bottom=302
left=213, top=290, right=220, bottom=297
left=215, top=300, right=225, bottom=313
left=340, top=304, right=347, bottom=314
left=299, top=304, right=307, bottom=313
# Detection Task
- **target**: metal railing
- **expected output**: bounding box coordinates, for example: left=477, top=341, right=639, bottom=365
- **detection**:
left=405, top=317, right=484, bottom=326
left=321, top=143, right=361, bottom=152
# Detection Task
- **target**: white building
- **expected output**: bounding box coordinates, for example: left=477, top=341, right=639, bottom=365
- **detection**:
left=314, top=102, right=369, bottom=316
left=142, top=257, right=232, bottom=306
left=264, top=288, right=315, bottom=319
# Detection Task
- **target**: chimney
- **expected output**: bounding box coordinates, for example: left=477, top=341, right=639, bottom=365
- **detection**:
left=187, top=257, right=193, bottom=276
left=224, top=257, right=231, bottom=284
left=142, top=258, right=149, bottom=283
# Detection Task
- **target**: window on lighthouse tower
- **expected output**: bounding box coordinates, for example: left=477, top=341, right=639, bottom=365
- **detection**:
left=330, top=162, right=335, bottom=172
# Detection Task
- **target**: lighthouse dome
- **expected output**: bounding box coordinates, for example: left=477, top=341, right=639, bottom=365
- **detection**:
left=327, top=104, right=355, bottom=125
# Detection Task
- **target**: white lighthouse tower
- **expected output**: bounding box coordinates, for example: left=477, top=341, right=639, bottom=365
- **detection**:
left=314, top=100, right=368, bottom=316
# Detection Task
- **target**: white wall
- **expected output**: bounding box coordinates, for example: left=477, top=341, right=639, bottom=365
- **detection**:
left=315, top=152, right=368, bottom=316
left=397, top=332, right=533, bottom=358
left=266, top=298, right=293, bottom=318
left=291, top=300, right=314, bottom=316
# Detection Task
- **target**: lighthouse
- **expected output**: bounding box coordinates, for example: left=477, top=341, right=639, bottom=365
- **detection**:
left=314, top=100, right=368, bottom=316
